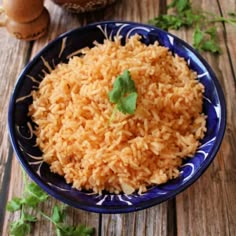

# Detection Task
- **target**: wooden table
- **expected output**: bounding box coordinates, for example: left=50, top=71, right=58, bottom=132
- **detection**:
left=0, top=0, right=235, bottom=235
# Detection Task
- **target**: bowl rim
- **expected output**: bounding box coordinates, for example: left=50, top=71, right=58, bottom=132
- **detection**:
left=8, top=20, right=227, bottom=213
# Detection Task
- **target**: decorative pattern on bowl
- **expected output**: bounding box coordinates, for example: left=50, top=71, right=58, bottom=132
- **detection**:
left=8, top=21, right=226, bottom=213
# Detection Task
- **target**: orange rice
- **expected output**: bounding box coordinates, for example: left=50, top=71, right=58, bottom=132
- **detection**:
left=29, top=35, right=206, bottom=194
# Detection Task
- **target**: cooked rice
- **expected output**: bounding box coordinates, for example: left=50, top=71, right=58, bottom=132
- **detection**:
left=29, top=35, right=206, bottom=194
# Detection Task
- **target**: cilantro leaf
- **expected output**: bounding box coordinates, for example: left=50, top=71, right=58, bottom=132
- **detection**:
left=167, top=0, right=191, bottom=13
left=108, top=70, right=136, bottom=103
left=22, top=212, right=37, bottom=223
left=7, top=197, right=24, bottom=212
left=9, top=210, right=37, bottom=236
left=148, top=9, right=201, bottom=31
left=10, top=220, right=31, bottom=236
left=108, top=70, right=138, bottom=116
left=184, top=10, right=202, bottom=25
left=121, top=69, right=136, bottom=93
left=108, top=76, right=124, bottom=103
left=148, top=14, right=185, bottom=30
left=193, top=27, right=204, bottom=49
left=56, top=224, right=94, bottom=236
left=117, top=92, right=138, bottom=115
left=24, top=182, right=48, bottom=207
left=52, top=205, right=66, bottom=223
left=205, top=26, right=217, bottom=38
left=23, top=195, right=41, bottom=208
left=8, top=170, right=94, bottom=236
left=201, top=39, right=221, bottom=53
left=148, top=0, right=236, bottom=54
left=25, top=182, right=48, bottom=200
left=70, top=225, right=95, bottom=236
left=7, top=175, right=48, bottom=236
left=39, top=204, right=94, bottom=236
left=193, top=26, right=221, bottom=53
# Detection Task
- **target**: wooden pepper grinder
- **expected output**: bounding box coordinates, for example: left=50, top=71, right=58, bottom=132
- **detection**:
left=0, top=0, right=50, bottom=41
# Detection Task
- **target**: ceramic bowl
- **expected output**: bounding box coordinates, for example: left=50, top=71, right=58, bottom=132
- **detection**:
left=8, top=21, right=226, bottom=213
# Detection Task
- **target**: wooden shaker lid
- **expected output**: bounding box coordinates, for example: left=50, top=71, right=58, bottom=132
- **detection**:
left=3, top=0, right=44, bottom=23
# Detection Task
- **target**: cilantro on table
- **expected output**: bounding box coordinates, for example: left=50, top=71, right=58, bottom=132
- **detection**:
left=6, top=171, right=94, bottom=236
left=193, top=26, right=221, bottom=53
left=108, top=70, right=138, bottom=120
left=40, top=205, right=94, bottom=236
left=148, top=0, right=236, bottom=54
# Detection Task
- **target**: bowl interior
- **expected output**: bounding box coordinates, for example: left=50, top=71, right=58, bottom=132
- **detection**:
left=8, top=21, right=226, bottom=213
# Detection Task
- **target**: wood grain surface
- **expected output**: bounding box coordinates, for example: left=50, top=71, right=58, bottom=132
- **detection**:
left=0, top=0, right=235, bottom=235
left=170, top=1, right=236, bottom=235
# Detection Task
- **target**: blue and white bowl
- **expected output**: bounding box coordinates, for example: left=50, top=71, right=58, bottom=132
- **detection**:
left=8, top=21, right=226, bottom=213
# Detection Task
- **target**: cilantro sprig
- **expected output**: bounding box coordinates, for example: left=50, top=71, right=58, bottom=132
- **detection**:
left=108, top=70, right=138, bottom=120
left=193, top=26, right=221, bottom=53
left=40, top=205, right=94, bottom=236
left=7, top=171, right=48, bottom=236
left=9, top=208, right=37, bottom=236
left=148, top=0, right=236, bottom=54
left=6, top=170, right=94, bottom=236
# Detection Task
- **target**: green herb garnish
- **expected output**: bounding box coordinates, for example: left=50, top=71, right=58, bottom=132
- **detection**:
left=6, top=171, right=94, bottom=236
left=9, top=208, right=37, bottom=236
left=108, top=70, right=138, bottom=120
left=7, top=172, right=48, bottom=212
left=193, top=26, right=221, bottom=53
left=148, top=0, right=236, bottom=53
left=167, top=0, right=191, bottom=13
left=40, top=205, right=94, bottom=236
left=6, top=171, right=48, bottom=236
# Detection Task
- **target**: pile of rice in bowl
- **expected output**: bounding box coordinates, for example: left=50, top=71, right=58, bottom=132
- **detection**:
left=29, top=35, right=206, bottom=194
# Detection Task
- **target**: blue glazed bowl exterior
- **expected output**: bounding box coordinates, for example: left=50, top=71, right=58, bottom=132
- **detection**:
left=8, top=21, right=226, bottom=213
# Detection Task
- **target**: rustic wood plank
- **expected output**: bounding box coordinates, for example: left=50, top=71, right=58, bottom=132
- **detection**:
left=0, top=1, right=32, bottom=232
left=2, top=1, right=100, bottom=235
left=164, top=0, right=236, bottom=235
left=3, top=0, right=235, bottom=235
left=2, top=157, right=100, bottom=236
left=98, top=1, right=174, bottom=235
left=216, top=1, right=236, bottom=235
left=218, top=0, right=236, bottom=79
left=102, top=204, right=169, bottom=236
